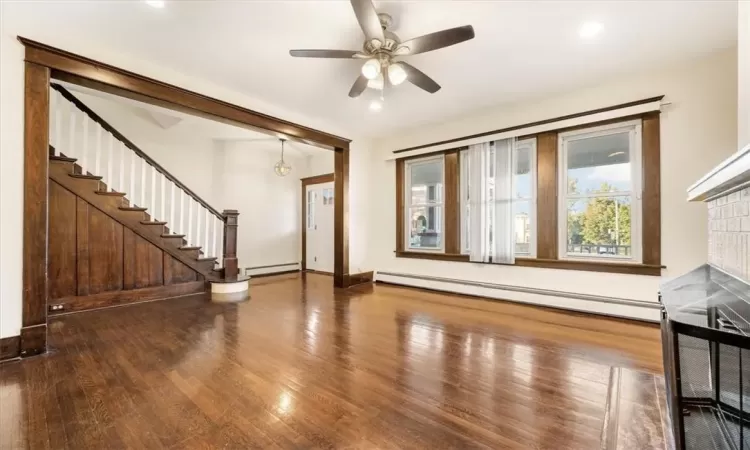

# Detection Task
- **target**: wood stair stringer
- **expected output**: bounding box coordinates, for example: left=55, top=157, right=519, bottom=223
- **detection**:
left=49, top=161, right=221, bottom=281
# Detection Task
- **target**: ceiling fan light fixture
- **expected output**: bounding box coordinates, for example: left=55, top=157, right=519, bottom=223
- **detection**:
left=367, top=74, right=384, bottom=90
left=361, top=59, right=381, bottom=80
left=387, top=63, right=407, bottom=86
left=369, top=100, right=383, bottom=112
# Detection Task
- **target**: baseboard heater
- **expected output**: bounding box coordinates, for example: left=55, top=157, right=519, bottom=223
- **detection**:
left=375, top=271, right=660, bottom=322
left=244, top=262, right=300, bottom=277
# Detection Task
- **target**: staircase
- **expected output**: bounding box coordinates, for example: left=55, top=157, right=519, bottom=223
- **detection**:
left=46, top=83, right=239, bottom=312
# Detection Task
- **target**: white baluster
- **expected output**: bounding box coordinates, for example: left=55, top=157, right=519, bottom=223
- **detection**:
left=187, top=198, right=193, bottom=245
left=217, top=225, right=224, bottom=268
left=211, top=216, right=219, bottom=258
left=170, top=182, right=176, bottom=232
left=160, top=174, right=166, bottom=224
left=67, top=102, right=76, bottom=159
left=94, top=126, right=102, bottom=176
left=107, top=134, right=114, bottom=192
left=140, top=158, right=146, bottom=207
left=129, top=151, right=135, bottom=197
left=80, top=116, right=88, bottom=175
left=204, top=209, right=210, bottom=254
left=118, top=142, right=125, bottom=193
left=196, top=206, right=202, bottom=250
left=179, top=190, right=185, bottom=235
left=54, top=92, right=62, bottom=155
left=150, top=164, right=156, bottom=221
left=49, top=90, right=57, bottom=152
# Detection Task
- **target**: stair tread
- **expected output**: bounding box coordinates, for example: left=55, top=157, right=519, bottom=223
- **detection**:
left=50, top=155, right=77, bottom=163
left=180, top=246, right=201, bottom=250
left=141, top=221, right=167, bottom=225
left=95, top=191, right=126, bottom=197
left=197, top=257, right=217, bottom=262
left=69, top=173, right=102, bottom=180
left=161, top=234, right=186, bottom=238
left=119, top=206, right=147, bottom=212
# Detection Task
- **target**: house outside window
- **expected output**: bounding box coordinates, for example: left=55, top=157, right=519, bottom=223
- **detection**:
left=405, top=155, right=444, bottom=251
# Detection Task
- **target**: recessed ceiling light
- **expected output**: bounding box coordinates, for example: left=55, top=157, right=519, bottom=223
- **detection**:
left=369, top=100, right=382, bottom=112
left=579, top=21, right=603, bottom=39
left=145, top=0, right=165, bottom=8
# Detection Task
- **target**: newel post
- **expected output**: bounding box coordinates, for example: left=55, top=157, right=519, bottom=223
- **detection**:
left=222, top=210, right=239, bottom=281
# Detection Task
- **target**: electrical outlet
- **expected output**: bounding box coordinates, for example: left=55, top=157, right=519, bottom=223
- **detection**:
left=49, top=304, right=64, bottom=312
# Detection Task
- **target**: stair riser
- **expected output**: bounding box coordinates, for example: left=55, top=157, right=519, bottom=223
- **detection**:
left=180, top=249, right=202, bottom=259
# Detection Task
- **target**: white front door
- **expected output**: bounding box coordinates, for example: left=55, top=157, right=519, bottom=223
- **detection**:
left=305, top=182, right=334, bottom=273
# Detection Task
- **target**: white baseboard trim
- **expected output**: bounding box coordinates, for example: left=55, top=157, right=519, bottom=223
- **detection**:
left=375, top=271, right=660, bottom=322
left=244, top=262, right=300, bottom=277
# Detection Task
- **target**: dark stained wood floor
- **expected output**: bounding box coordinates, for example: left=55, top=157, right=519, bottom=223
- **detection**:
left=0, top=273, right=667, bottom=449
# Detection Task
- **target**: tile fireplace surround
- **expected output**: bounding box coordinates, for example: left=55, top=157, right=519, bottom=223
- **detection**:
left=688, top=142, right=750, bottom=284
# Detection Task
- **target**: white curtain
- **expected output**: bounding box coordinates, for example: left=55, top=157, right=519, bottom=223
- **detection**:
left=467, top=138, right=515, bottom=264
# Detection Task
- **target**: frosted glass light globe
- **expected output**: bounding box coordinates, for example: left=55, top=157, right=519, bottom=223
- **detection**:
left=274, top=160, right=291, bottom=177
left=367, top=73, right=384, bottom=90
left=361, top=59, right=381, bottom=80
left=387, top=63, right=407, bottom=85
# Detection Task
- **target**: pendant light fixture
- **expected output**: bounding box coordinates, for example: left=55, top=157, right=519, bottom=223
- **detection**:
left=274, top=138, right=291, bottom=177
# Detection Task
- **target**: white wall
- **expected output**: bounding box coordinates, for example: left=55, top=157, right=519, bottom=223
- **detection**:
left=304, top=151, right=334, bottom=178
left=367, top=49, right=738, bottom=309
left=214, top=141, right=317, bottom=269
left=740, top=0, right=750, bottom=148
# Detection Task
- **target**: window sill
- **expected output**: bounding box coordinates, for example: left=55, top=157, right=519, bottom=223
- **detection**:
left=394, top=251, right=663, bottom=276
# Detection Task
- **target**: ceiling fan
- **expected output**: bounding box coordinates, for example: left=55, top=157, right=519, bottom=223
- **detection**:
left=289, top=0, right=475, bottom=98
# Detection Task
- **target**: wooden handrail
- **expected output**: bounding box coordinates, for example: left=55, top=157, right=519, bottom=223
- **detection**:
left=50, top=83, right=224, bottom=220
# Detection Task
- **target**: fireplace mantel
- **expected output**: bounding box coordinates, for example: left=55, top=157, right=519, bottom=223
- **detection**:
left=687, top=142, right=750, bottom=202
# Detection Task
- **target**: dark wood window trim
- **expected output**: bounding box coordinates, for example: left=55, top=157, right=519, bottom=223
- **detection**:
left=395, top=251, right=662, bottom=276
left=394, top=111, right=663, bottom=277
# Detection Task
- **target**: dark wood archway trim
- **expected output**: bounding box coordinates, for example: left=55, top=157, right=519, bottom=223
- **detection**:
left=19, top=37, right=352, bottom=356
left=301, top=173, right=335, bottom=272
left=19, top=37, right=350, bottom=151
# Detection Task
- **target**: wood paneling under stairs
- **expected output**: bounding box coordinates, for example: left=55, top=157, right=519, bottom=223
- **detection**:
left=48, top=157, right=219, bottom=278
left=0, top=273, right=667, bottom=449
left=47, top=174, right=204, bottom=314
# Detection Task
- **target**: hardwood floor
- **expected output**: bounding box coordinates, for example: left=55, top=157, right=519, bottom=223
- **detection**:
left=0, top=273, right=666, bottom=449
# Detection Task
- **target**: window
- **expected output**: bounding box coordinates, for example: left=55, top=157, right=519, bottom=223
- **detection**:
left=558, top=120, right=642, bottom=262
left=513, top=139, right=536, bottom=257
left=394, top=110, right=660, bottom=276
left=405, top=155, right=444, bottom=251
left=460, top=139, right=536, bottom=257
left=322, top=188, right=334, bottom=205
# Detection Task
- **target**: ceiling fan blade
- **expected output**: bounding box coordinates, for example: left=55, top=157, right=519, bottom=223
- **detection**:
left=350, top=0, right=384, bottom=43
left=397, top=25, right=475, bottom=56
left=400, top=62, right=441, bottom=93
left=348, top=75, right=369, bottom=98
left=289, top=49, right=363, bottom=59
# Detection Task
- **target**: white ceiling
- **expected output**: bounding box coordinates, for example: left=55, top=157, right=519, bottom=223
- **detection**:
left=12, top=1, right=737, bottom=138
